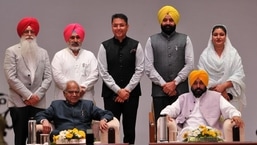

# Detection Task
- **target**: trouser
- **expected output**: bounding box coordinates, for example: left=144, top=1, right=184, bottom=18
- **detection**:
left=104, top=96, right=139, bottom=144
left=9, top=106, right=44, bottom=145
left=152, top=96, right=178, bottom=125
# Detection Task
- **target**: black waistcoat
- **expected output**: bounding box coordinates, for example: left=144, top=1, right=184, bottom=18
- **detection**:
left=101, top=37, right=141, bottom=98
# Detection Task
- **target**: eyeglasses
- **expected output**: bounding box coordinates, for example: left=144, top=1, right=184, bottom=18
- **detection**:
left=65, top=90, right=80, bottom=94
left=23, top=30, right=35, bottom=34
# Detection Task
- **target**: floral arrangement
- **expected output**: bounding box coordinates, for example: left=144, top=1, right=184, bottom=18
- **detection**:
left=182, top=125, right=223, bottom=142
left=52, top=128, right=86, bottom=144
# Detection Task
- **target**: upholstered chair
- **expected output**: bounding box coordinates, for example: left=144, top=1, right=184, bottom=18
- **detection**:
left=36, top=117, right=120, bottom=143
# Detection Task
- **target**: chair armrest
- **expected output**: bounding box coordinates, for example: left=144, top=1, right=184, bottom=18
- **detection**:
left=36, top=123, right=54, bottom=133
left=99, top=117, right=120, bottom=143
left=35, top=124, right=52, bottom=144
left=223, top=119, right=245, bottom=142
left=149, top=112, right=156, bottom=143
left=157, top=117, right=177, bottom=142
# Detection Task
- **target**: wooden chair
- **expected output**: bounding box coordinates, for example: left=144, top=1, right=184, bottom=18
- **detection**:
left=149, top=112, right=156, bottom=143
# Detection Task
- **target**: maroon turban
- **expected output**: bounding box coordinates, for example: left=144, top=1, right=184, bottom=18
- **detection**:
left=17, top=17, right=40, bottom=37
left=63, top=23, right=85, bottom=42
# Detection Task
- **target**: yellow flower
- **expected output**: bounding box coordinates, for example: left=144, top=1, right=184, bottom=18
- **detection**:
left=183, top=132, right=188, bottom=139
left=65, top=131, right=73, bottom=139
left=183, top=125, right=223, bottom=142
left=53, top=135, right=59, bottom=143
left=72, top=128, right=79, bottom=134
left=78, top=130, right=86, bottom=138
left=52, top=128, right=86, bottom=143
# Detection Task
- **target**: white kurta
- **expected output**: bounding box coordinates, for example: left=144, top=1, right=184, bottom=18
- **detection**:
left=198, top=27, right=246, bottom=111
left=161, top=92, right=241, bottom=141
left=52, top=48, right=98, bottom=101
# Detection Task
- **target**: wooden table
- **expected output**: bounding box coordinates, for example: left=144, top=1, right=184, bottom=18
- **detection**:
left=52, top=143, right=129, bottom=145
left=149, top=142, right=257, bottom=145
left=27, top=142, right=128, bottom=145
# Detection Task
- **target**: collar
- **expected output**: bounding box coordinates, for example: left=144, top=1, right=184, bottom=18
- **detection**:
left=113, top=36, right=128, bottom=45
left=65, top=99, right=81, bottom=106
left=161, top=31, right=176, bottom=39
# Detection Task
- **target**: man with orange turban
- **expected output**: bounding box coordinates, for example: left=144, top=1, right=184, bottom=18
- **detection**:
left=145, top=5, right=194, bottom=125
left=3, top=17, right=52, bottom=145
left=51, top=23, right=98, bottom=101
left=160, top=69, right=244, bottom=141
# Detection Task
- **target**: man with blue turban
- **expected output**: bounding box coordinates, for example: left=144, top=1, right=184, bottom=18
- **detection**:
left=145, top=5, right=194, bottom=125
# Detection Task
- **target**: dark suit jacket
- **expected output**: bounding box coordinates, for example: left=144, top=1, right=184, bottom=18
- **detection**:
left=35, top=100, right=114, bottom=133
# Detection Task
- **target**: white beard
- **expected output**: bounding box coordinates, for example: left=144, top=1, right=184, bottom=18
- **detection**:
left=20, top=37, right=40, bottom=83
left=70, top=46, right=80, bottom=51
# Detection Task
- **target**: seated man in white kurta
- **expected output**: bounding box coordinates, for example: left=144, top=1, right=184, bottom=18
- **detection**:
left=160, top=69, right=244, bottom=140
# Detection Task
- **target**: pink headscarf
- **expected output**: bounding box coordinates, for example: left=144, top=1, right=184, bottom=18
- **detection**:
left=17, top=17, right=40, bottom=37
left=63, top=23, right=85, bottom=42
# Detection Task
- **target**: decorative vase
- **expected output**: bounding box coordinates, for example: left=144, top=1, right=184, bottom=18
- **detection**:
left=56, top=138, right=86, bottom=144
left=188, top=137, right=218, bottom=142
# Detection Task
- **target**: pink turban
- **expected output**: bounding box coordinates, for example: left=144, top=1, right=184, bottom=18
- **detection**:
left=189, top=70, right=209, bottom=87
left=63, top=23, right=85, bottom=42
left=17, top=17, right=40, bottom=37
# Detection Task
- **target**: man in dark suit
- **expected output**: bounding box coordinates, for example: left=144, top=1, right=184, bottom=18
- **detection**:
left=97, top=13, right=144, bottom=145
left=34, top=80, right=114, bottom=142
left=3, top=17, right=52, bottom=145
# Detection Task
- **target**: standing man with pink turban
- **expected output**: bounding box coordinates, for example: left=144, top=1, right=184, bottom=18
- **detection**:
left=145, top=5, right=194, bottom=125
left=51, top=23, right=98, bottom=101
left=161, top=69, right=244, bottom=141
left=3, top=17, right=52, bottom=145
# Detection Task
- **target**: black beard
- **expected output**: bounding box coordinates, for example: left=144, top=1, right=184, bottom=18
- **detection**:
left=161, top=24, right=176, bottom=35
left=191, top=87, right=207, bottom=98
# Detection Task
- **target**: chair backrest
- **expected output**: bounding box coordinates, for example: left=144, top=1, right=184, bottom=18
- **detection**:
left=149, top=112, right=156, bottom=143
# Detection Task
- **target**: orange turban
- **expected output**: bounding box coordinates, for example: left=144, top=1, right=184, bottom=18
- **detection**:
left=189, top=70, right=209, bottom=87
left=63, top=23, right=85, bottom=42
left=157, top=5, right=180, bottom=25
left=17, top=17, right=40, bottom=37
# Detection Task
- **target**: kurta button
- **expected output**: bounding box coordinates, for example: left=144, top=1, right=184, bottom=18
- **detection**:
left=29, top=84, right=31, bottom=86
left=28, top=74, right=30, bottom=77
